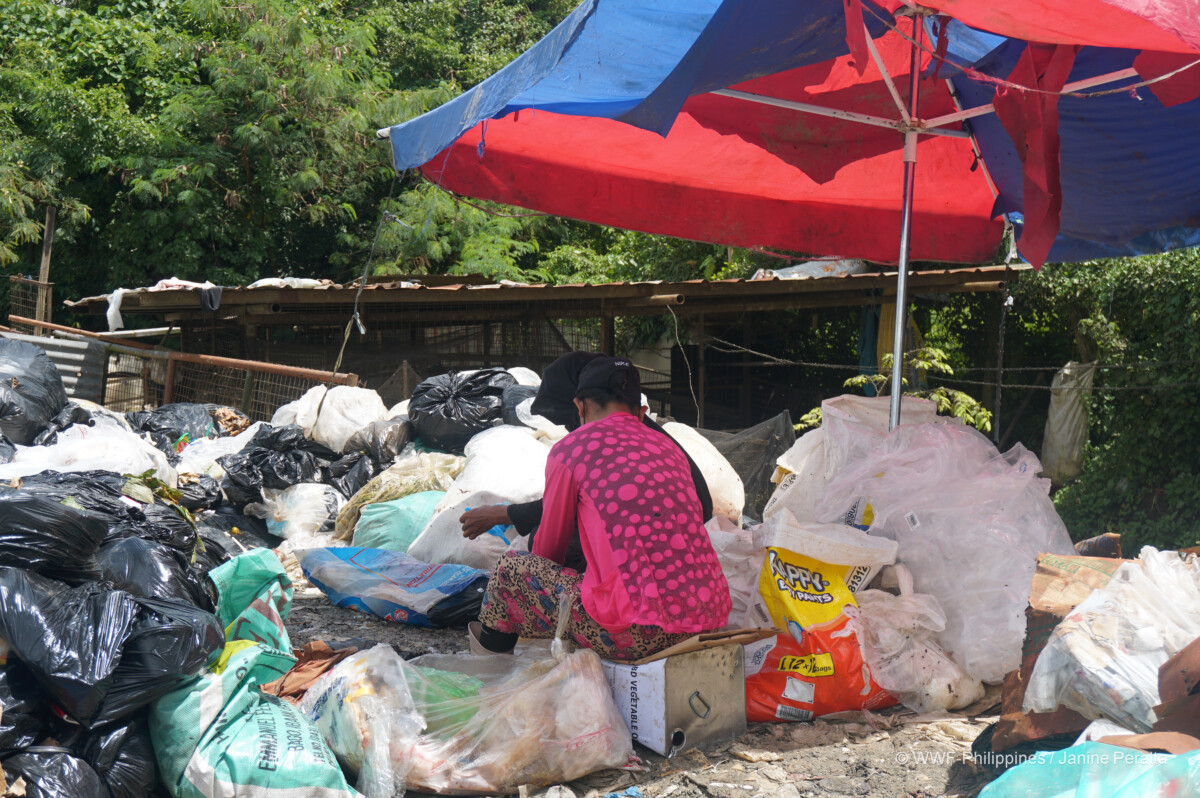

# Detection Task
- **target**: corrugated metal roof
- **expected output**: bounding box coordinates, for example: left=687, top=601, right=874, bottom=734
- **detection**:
left=1, top=331, right=107, bottom=402
left=67, top=265, right=1028, bottom=316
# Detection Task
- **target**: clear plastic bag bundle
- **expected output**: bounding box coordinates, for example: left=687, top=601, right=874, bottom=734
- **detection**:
left=849, top=565, right=984, bottom=713
left=0, top=422, right=178, bottom=486
left=245, top=483, right=345, bottom=547
left=300, top=644, right=633, bottom=796
left=1023, top=547, right=1200, bottom=731
left=814, top=421, right=1075, bottom=684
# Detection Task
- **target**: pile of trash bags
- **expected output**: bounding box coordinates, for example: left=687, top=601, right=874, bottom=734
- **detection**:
left=11, top=335, right=1186, bottom=797
left=0, top=356, right=664, bottom=794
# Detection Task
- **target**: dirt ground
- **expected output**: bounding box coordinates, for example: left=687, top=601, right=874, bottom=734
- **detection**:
left=288, top=595, right=1000, bottom=798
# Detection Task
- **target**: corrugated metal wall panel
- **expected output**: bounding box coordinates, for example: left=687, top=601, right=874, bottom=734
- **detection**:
left=1, top=331, right=107, bottom=402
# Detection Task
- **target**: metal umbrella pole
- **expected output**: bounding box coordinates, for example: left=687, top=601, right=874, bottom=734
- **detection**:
left=888, top=14, right=924, bottom=430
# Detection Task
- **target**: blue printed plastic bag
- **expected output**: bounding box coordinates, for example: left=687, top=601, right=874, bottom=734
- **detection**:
left=297, top=547, right=488, bottom=627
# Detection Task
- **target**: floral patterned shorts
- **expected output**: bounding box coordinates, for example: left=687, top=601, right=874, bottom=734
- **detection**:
left=479, top=551, right=690, bottom=661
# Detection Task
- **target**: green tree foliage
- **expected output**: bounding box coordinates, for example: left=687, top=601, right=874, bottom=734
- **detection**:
left=799, top=347, right=993, bottom=433
left=1011, top=252, right=1200, bottom=551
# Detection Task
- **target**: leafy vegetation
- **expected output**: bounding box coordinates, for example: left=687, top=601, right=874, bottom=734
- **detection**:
left=796, top=347, right=994, bottom=433
left=1, top=0, right=1196, bottom=550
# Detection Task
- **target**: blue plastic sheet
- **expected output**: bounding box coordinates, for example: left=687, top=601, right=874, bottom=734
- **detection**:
left=297, top=547, right=487, bottom=628
left=940, top=20, right=1200, bottom=262
left=388, top=0, right=891, bottom=170
left=978, top=742, right=1200, bottom=798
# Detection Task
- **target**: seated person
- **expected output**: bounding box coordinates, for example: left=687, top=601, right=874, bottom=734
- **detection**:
left=460, top=351, right=714, bottom=571
left=469, top=357, right=731, bottom=661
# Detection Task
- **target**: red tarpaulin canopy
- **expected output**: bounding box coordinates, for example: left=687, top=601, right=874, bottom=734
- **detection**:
left=424, top=31, right=1004, bottom=264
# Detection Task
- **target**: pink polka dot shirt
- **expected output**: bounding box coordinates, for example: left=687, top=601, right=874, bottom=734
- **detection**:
left=533, top=412, right=731, bottom=634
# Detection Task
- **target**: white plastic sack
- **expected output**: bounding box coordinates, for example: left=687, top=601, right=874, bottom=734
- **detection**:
left=849, top=565, right=984, bottom=713
left=506, top=366, right=541, bottom=387
left=246, top=483, right=345, bottom=545
left=814, top=421, right=1074, bottom=684
left=177, top=421, right=265, bottom=480
left=516, top=398, right=568, bottom=444
left=705, top=516, right=761, bottom=628
left=1024, top=547, right=1200, bottom=731
left=821, top=394, right=938, bottom=480
left=766, top=427, right=826, bottom=524
left=106, top=288, right=127, bottom=331
left=662, top=421, right=744, bottom=522
left=301, top=644, right=632, bottom=796
left=272, top=384, right=325, bottom=433
left=273, top=385, right=389, bottom=453
left=388, top=399, right=410, bottom=418
left=313, top=386, right=388, bottom=454
left=1041, top=361, right=1096, bottom=486
left=407, top=426, right=548, bottom=570
left=0, top=423, right=177, bottom=485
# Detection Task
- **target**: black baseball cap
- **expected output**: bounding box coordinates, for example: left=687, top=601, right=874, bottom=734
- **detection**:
left=531, top=351, right=605, bottom=427
left=575, top=357, right=641, bottom=408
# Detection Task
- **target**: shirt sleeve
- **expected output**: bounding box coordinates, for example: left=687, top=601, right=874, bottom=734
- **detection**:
left=506, top=499, right=543, bottom=537
left=532, top=454, right=578, bottom=565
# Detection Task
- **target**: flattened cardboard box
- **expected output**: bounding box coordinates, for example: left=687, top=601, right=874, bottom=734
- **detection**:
left=601, top=629, right=775, bottom=757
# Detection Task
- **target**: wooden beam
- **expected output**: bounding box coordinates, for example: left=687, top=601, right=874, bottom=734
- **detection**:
left=36, top=206, right=56, bottom=331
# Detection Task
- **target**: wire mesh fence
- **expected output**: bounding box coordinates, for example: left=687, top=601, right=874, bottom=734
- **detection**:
left=167, top=355, right=358, bottom=421
left=180, top=301, right=606, bottom=411
left=87, top=341, right=358, bottom=419
left=102, top=348, right=169, bottom=412
left=7, top=277, right=53, bottom=335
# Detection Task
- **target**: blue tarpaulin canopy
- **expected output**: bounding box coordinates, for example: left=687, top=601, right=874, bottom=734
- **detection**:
left=383, top=0, right=1200, bottom=425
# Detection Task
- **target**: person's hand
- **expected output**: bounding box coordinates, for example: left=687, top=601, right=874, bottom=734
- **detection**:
left=460, top=505, right=510, bottom=539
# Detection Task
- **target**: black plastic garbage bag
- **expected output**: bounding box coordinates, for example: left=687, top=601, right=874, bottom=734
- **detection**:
left=0, top=568, right=139, bottom=725
left=248, top=422, right=337, bottom=460
left=0, top=488, right=108, bottom=584
left=219, top=423, right=336, bottom=508
left=89, top=597, right=224, bottom=727
left=426, top=575, right=489, bottom=628
left=343, top=416, right=413, bottom=463
left=500, top=384, right=539, bottom=426
left=61, top=719, right=160, bottom=798
left=126, top=403, right=219, bottom=456
left=103, top=502, right=198, bottom=557
left=218, top=452, right=265, bottom=508
left=96, top=537, right=211, bottom=610
left=177, top=473, right=221, bottom=511
left=0, top=432, right=15, bottom=464
left=195, top=506, right=282, bottom=550
left=0, top=663, right=50, bottom=751
left=14, top=470, right=132, bottom=519
left=32, top=402, right=95, bottom=446
left=409, top=368, right=515, bottom=453
left=325, top=451, right=380, bottom=498
left=2, top=748, right=109, bottom=798
left=17, top=471, right=198, bottom=556
left=0, top=338, right=68, bottom=446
